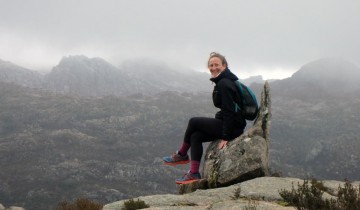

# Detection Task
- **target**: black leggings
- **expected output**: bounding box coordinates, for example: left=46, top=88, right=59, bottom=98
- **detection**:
left=183, top=117, right=244, bottom=161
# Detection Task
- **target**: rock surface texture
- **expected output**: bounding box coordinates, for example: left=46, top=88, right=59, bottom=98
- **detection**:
left=104, top=176, right=353, bottom=210
left=0, top=205, right=25, bottom=210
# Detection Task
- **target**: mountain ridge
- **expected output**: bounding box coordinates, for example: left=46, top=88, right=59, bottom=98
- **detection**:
left=0, top=55, right=269, bottom=97
left=288, top=57, right=360, bottom=95
left=2, top=56, right=359, bottom=97
left=0, top=58, right=43, bottom=88
left=1, top=56, right=360, bottom=209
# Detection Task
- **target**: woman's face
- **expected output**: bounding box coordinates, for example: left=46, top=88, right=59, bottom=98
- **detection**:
left=208, top=57, right=226, bottom=78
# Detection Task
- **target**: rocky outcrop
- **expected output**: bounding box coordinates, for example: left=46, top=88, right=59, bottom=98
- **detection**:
left=178, top=81, right=271, bottom=194
left=103, top=176, right=351, bottom=210
left=103, top=82, right=276, bottom=210
left=204, top=81, right=271, bottom=187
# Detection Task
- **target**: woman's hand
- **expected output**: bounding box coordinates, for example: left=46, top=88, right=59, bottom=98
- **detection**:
left=218, top=139, right=228, bottom=149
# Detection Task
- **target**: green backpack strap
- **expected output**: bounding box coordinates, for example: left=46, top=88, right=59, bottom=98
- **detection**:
left=233, top=101, right=241, bottom=112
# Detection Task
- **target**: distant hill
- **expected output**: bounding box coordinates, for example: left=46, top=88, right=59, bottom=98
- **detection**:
left=270, top=58, right=360, bottom=99
left=291, top=57, right=360, bottom=93
left=267, top=57, right=360, bottom=179
left=44, top=55, right=135, bottom=96
left=1, top=56, right=212, bottom=97
left=0, top=59, right=43, bottom=88
left=0, top=55, right=265, bottom=97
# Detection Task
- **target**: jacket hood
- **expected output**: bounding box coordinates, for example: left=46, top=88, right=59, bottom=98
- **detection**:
left=210, top=68, right=238, bottom=83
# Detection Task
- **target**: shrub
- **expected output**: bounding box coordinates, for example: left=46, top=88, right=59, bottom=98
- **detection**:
left=230, top=186, right=242, bottom=200
left=122, top=198, right=150, bottom=210
left=337, top=180, right=360, bottom=210
left=54, top=198, right=103, bottom=210
left=279, top=179, right=328, bottom=210
left=279, top=179, right=360, bottom=210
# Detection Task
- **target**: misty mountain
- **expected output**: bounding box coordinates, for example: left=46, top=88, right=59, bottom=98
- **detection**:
left=267, top=57, right=360, bottom=179
left=0, top=55, right=265, bottom=98
left=291, top=57, right=360, bottom=93
left=44, top=55, right=135, bottom=97
left=0, top=59, right=43, bottom=88
left=120, top=59, right=215, bottom=94
left=270, top=58, right=360, bottom=100
left=1, top=55, right=213, bottom=97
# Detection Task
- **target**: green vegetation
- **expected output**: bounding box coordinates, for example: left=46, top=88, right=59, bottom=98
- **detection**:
left=122, top=198, right=149, bottom=210
left=54, top=198, right=103, bottom=210
left=279, top=179, right=360, bottom=210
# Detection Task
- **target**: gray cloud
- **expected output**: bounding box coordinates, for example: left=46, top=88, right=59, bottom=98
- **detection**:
left=1, top=0, right=359, bottom=79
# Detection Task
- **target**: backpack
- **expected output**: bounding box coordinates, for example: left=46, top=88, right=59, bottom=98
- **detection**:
left=233, top=80, right=259, bottom=120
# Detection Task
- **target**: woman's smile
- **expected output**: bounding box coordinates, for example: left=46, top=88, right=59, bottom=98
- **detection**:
left=208, top=57, right=226, bottom=78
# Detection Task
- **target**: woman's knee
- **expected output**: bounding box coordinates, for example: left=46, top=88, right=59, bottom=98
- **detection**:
left=188, top=117, right=206, bottom=128
left=188, top=117, right=199, bottom=125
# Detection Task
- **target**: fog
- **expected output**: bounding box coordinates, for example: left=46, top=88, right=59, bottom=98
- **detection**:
left=1, top=0, right=359, bottom=79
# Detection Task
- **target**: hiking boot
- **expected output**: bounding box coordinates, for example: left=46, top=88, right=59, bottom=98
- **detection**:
left=175, top=171, right=201, bottom=184
left=163, top=151, right=190, bottom=166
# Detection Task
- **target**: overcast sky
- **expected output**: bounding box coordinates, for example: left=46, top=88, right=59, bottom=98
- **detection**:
left=1, top=0, right=359, bottom=79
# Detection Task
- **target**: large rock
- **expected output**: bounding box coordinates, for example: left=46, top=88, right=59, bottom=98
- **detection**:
left=203, top=81, right=271, bottom=188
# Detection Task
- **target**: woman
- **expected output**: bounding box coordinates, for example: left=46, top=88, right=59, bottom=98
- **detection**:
left=163, top=52, right=246, bottom=184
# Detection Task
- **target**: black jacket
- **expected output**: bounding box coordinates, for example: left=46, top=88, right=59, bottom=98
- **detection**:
left=210, top=68, right=246, bottom=140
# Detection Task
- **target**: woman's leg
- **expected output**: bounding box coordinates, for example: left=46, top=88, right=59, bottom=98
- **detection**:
left=178, top=117, right=222, bottom=156
left=189, top=131, right=206, bottom=174
left=183, top=117, right=223, bottom=174
left=184, top=117, right=223, bottom=144
left=174, top=117, right=244, bottom=183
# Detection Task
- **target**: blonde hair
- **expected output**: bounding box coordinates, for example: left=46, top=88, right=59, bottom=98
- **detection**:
left=208, top=52, right=228, bottom=67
